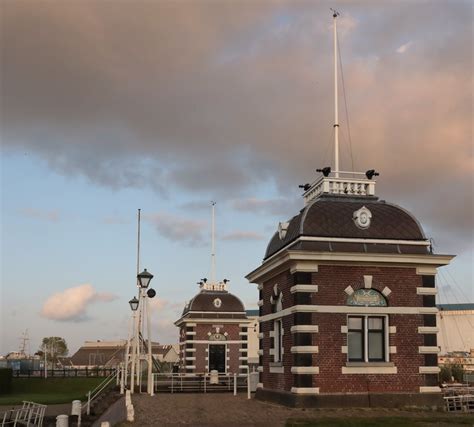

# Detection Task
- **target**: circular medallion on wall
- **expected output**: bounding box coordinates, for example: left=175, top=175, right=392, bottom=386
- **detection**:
left=213, top=298, right=222, bottom=308
left=353, top=206, right=372, bottom=229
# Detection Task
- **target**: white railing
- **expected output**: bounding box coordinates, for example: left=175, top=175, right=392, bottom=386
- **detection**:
left=303, top=174, right=376, bottom=205
left=0, top=401, right=47, bottom=426
left=83, top=368, right=118, bottom=415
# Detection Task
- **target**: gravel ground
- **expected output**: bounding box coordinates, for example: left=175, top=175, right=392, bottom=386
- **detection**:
left=130, top=393, right=468, bottom=427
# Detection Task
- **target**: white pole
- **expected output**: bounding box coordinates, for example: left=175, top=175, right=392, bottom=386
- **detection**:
left=333, top=10, right=340, bottom=178
left=211, top=201, right=216, bottom=283
left=136, top=289, right=142, bottom=389
left=146, top=296, right=153, bottom=396
left=44, top=348, right=47, bottom=379
left=247, top=368, right=250, bottom=400
left=233, top=373, right=237, bottom=396
left=130, top=311, right=137, bottom=394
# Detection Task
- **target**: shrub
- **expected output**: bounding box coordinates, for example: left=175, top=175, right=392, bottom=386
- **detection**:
left=0, top=368, right=12, bottom=394
left=439, top=365, right=451, bottom=383
left=451, top=364, right=465, bottom=383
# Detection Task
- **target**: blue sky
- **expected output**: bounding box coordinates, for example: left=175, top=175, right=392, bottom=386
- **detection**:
left=1, top=0, right=472, bottom=354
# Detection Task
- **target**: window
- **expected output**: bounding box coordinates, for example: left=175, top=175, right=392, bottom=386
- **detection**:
left=348, top=316, right=386, bottom=362
left=274, top=319, right=283, bottom=363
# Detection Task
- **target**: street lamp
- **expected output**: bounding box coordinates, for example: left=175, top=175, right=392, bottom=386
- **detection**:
left=129, top=297, right=139, bottom=311
left=137, top=269, right=153, bottom=289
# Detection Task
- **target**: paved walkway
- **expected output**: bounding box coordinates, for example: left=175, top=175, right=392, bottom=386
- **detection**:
left=131, top=393, right=467, bottom=427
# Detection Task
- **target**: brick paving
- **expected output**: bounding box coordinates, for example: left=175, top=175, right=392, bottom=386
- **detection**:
left=130, top=393, right=465, bottom=427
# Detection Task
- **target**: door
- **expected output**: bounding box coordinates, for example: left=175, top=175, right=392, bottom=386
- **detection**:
left=208, top=344, right=226, bottom=372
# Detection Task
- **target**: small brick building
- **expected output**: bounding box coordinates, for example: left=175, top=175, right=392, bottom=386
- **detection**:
left=246, top=174, right=454, bottom=407
left=175, top=280, right=251, bottom=375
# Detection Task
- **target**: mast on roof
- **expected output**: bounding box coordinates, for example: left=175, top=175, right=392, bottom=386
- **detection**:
left=331, top=8, right=340, bottom=178
left=210, top=201, right=216, bottom=283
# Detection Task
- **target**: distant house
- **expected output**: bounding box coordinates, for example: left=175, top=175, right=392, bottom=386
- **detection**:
left=70, top=340, right=179, bottom=369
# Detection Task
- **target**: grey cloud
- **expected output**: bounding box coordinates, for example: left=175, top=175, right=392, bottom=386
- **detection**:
left=1, top=1, right=472, bottom=250
left=20, top=208, right=60, bottom=222
left=232, top=197, right=299, bottom=218
left=144, top=212, right=207, bottom=246
left=221, top=231, right=265, bottom=241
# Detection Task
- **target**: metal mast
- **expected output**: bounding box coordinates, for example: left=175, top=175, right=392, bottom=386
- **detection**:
left=210, top=201, right=216, bottom=283
left=332, top=9, right=340, bottom=178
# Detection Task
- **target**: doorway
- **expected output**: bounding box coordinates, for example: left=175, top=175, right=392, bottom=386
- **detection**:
left=208, top=344, right=226, bottom=373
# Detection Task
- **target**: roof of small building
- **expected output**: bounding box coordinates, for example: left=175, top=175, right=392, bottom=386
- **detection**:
left=182, top=289, right=246, bottom=316
left=438, top=303, right=474, bottom=311
left=265, top=196, right=427, bottom=259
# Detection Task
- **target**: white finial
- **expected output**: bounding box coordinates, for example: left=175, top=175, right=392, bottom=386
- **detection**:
left=332, top=9, right=340, bottom=178
left=211, top=201, right=216, bottom=283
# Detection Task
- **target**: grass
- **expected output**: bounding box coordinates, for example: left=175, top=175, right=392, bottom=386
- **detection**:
left=286, top=415, right=474, bottom=427
left=0, top=377, right=105, bottom=405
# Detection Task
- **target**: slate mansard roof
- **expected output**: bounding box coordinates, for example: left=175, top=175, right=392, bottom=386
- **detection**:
left=265, top=196, right=429, bottom=260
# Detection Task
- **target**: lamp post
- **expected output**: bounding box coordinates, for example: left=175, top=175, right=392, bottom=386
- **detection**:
left=128, top=297, right=139, bottom=394
left=136, top=269, right=155, bottom=395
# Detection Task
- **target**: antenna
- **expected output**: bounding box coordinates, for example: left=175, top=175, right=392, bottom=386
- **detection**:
left=210, top=201, right=216, bottom=283
left=19, top=329, right=30, bottom=356
left=137, top=208, right=141, bottom=276
left=332, top=9, right=340, bottom=178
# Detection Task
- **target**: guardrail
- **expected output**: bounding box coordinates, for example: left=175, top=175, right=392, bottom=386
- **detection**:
left=0, top=401, right=47, bottom=426
left=12, top=368, right=116, bottom=378
left=83, top=368, right=118, bottom=416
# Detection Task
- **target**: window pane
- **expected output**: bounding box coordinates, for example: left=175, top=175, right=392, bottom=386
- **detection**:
left=368, top=332, right=384, bottom=360
left=368, top=317, right=383, bottom=330
left=348, top=317, right=363, bottom=330
left=348, top=331, right=363, bottom=360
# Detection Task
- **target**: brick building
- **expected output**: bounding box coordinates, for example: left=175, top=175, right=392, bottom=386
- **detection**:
left=246, top=173, right=454, bottom=407
left=175, top=280, right=252, bottom=375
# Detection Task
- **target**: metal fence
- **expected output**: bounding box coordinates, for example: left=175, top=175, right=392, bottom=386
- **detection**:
left=12, top=368, right=116, bottom=378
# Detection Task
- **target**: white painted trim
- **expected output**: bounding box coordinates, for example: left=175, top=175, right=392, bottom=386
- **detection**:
left=291, top=387, right=320, bottom=394
left=186, top=323, right=197, bottom=327
left=418, top=326, right=439, bottom=334
left=298, top=236, right=430, bottom=246
left=389, top=346, right=397, bottom=354
left=239, top=348, right=248, bottom=353
left=269, top=366, right=284, bottom=374
left=416, top=267, right=437, bottom=275
left=342, top=366, right=397, bottom=374
left=344, top=286, right=354, bottom=295
left=418, top=346, right=440, bottom=354
left=257, top=382, right=263, bottom=389
left=389, top=326, right=397, bottom=333
left=416, top=287, right=438, bottom=295
left=186, top=331, right=196, bottom=336
left=257, top=366, right=263, bottom=372
left=183, top=311, right=246, bottom=315
left=258, top=284, right=263, bottom=290
left=239, top=365, right=249, bottom=369
left=291, top=325, right=319, bottom=333
left=420, top=386, right=441, bottom=393
left=291, top=366, right=320, bottom=374
left=177, top=319, right=252, bottom=325
left=341, top=325, right=348, bottom=333
left=290, top=285, right=319, bottom=293
left=258, top=305, right=438, bottom=323
left=258, top=332, right=264, bottom=339
left=257, top=300, right=264, bottom=307
left=239, top=357, right=248, bottom=361
left=363, top=275, right=373, bottom=289
left=185, top=348, right=196, bottom=352
left=269, top=349, right=275, bottom=356
left=185, top=357, right=196, bottom=361
left=341, top=346, right=348, bottom=354
left=239, top=332, right=248, bottom=336
left=185, top=365, right=196, bottom=369
left=257, top=350, right=263, bottom=355
left=239, top=323, right=251, bottom=327
left=269, top=331, right=275, bottom=338
left=419, top=366, right=440, bottom=374
left=291, top=346, right=319, bottom=353
left=382, top=287, right=392, bottom=297
left=205, top=357, right=208, bottom=361
left=290, top=262, right=319, bottom=274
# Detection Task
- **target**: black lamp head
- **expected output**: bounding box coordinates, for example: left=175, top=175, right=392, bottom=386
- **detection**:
left=365, top=169, right=380, bottom=180
left=316, top=166, right=331, bottom=177
left=298, top=183, right=311, bottom=191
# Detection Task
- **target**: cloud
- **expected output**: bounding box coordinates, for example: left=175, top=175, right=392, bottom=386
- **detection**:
left=396, top=41, right=413, bottom=53
left=144, top=212, right=207, bottom=245
left=1, top=1, right=472, bottom=252
left=40, top=284, right=118, bottom=321
left=221, top=231, right=265, bottom=241
left=232, top=197, right=298, bottom=218
left=102, top=215, right=130, bottom=225
left=20, top=208, right=60, bottom=222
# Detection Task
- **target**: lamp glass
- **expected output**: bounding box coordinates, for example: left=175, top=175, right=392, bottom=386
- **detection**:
left=137, top=268, right=153, bottom=289
left=129, top=297, right=139, bottom=311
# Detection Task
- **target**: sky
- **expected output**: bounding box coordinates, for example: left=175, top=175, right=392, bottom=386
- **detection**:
left=1, top=0, right=472, bottom=355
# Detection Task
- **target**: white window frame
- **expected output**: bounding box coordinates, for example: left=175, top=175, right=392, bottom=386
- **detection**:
left=346, top=314, right=389, bottom=363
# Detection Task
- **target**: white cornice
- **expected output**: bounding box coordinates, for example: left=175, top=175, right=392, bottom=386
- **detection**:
left=246, top=248, right=454, bottom=284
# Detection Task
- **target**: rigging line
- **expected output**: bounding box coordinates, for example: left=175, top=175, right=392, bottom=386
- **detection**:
left=337, top=32, right=355, bottom=175
left=440, top=270, right=474, bottom=330
left=322, top=126, right=334, bottom=168
left=438, top=275, right=468, bottom=349
left=444, top=267, right=473, bottom=303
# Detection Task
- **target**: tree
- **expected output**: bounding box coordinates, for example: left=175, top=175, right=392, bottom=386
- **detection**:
left=451, top=364, right=465, bottom=383
left=39, top=337, right=68, bottom=365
